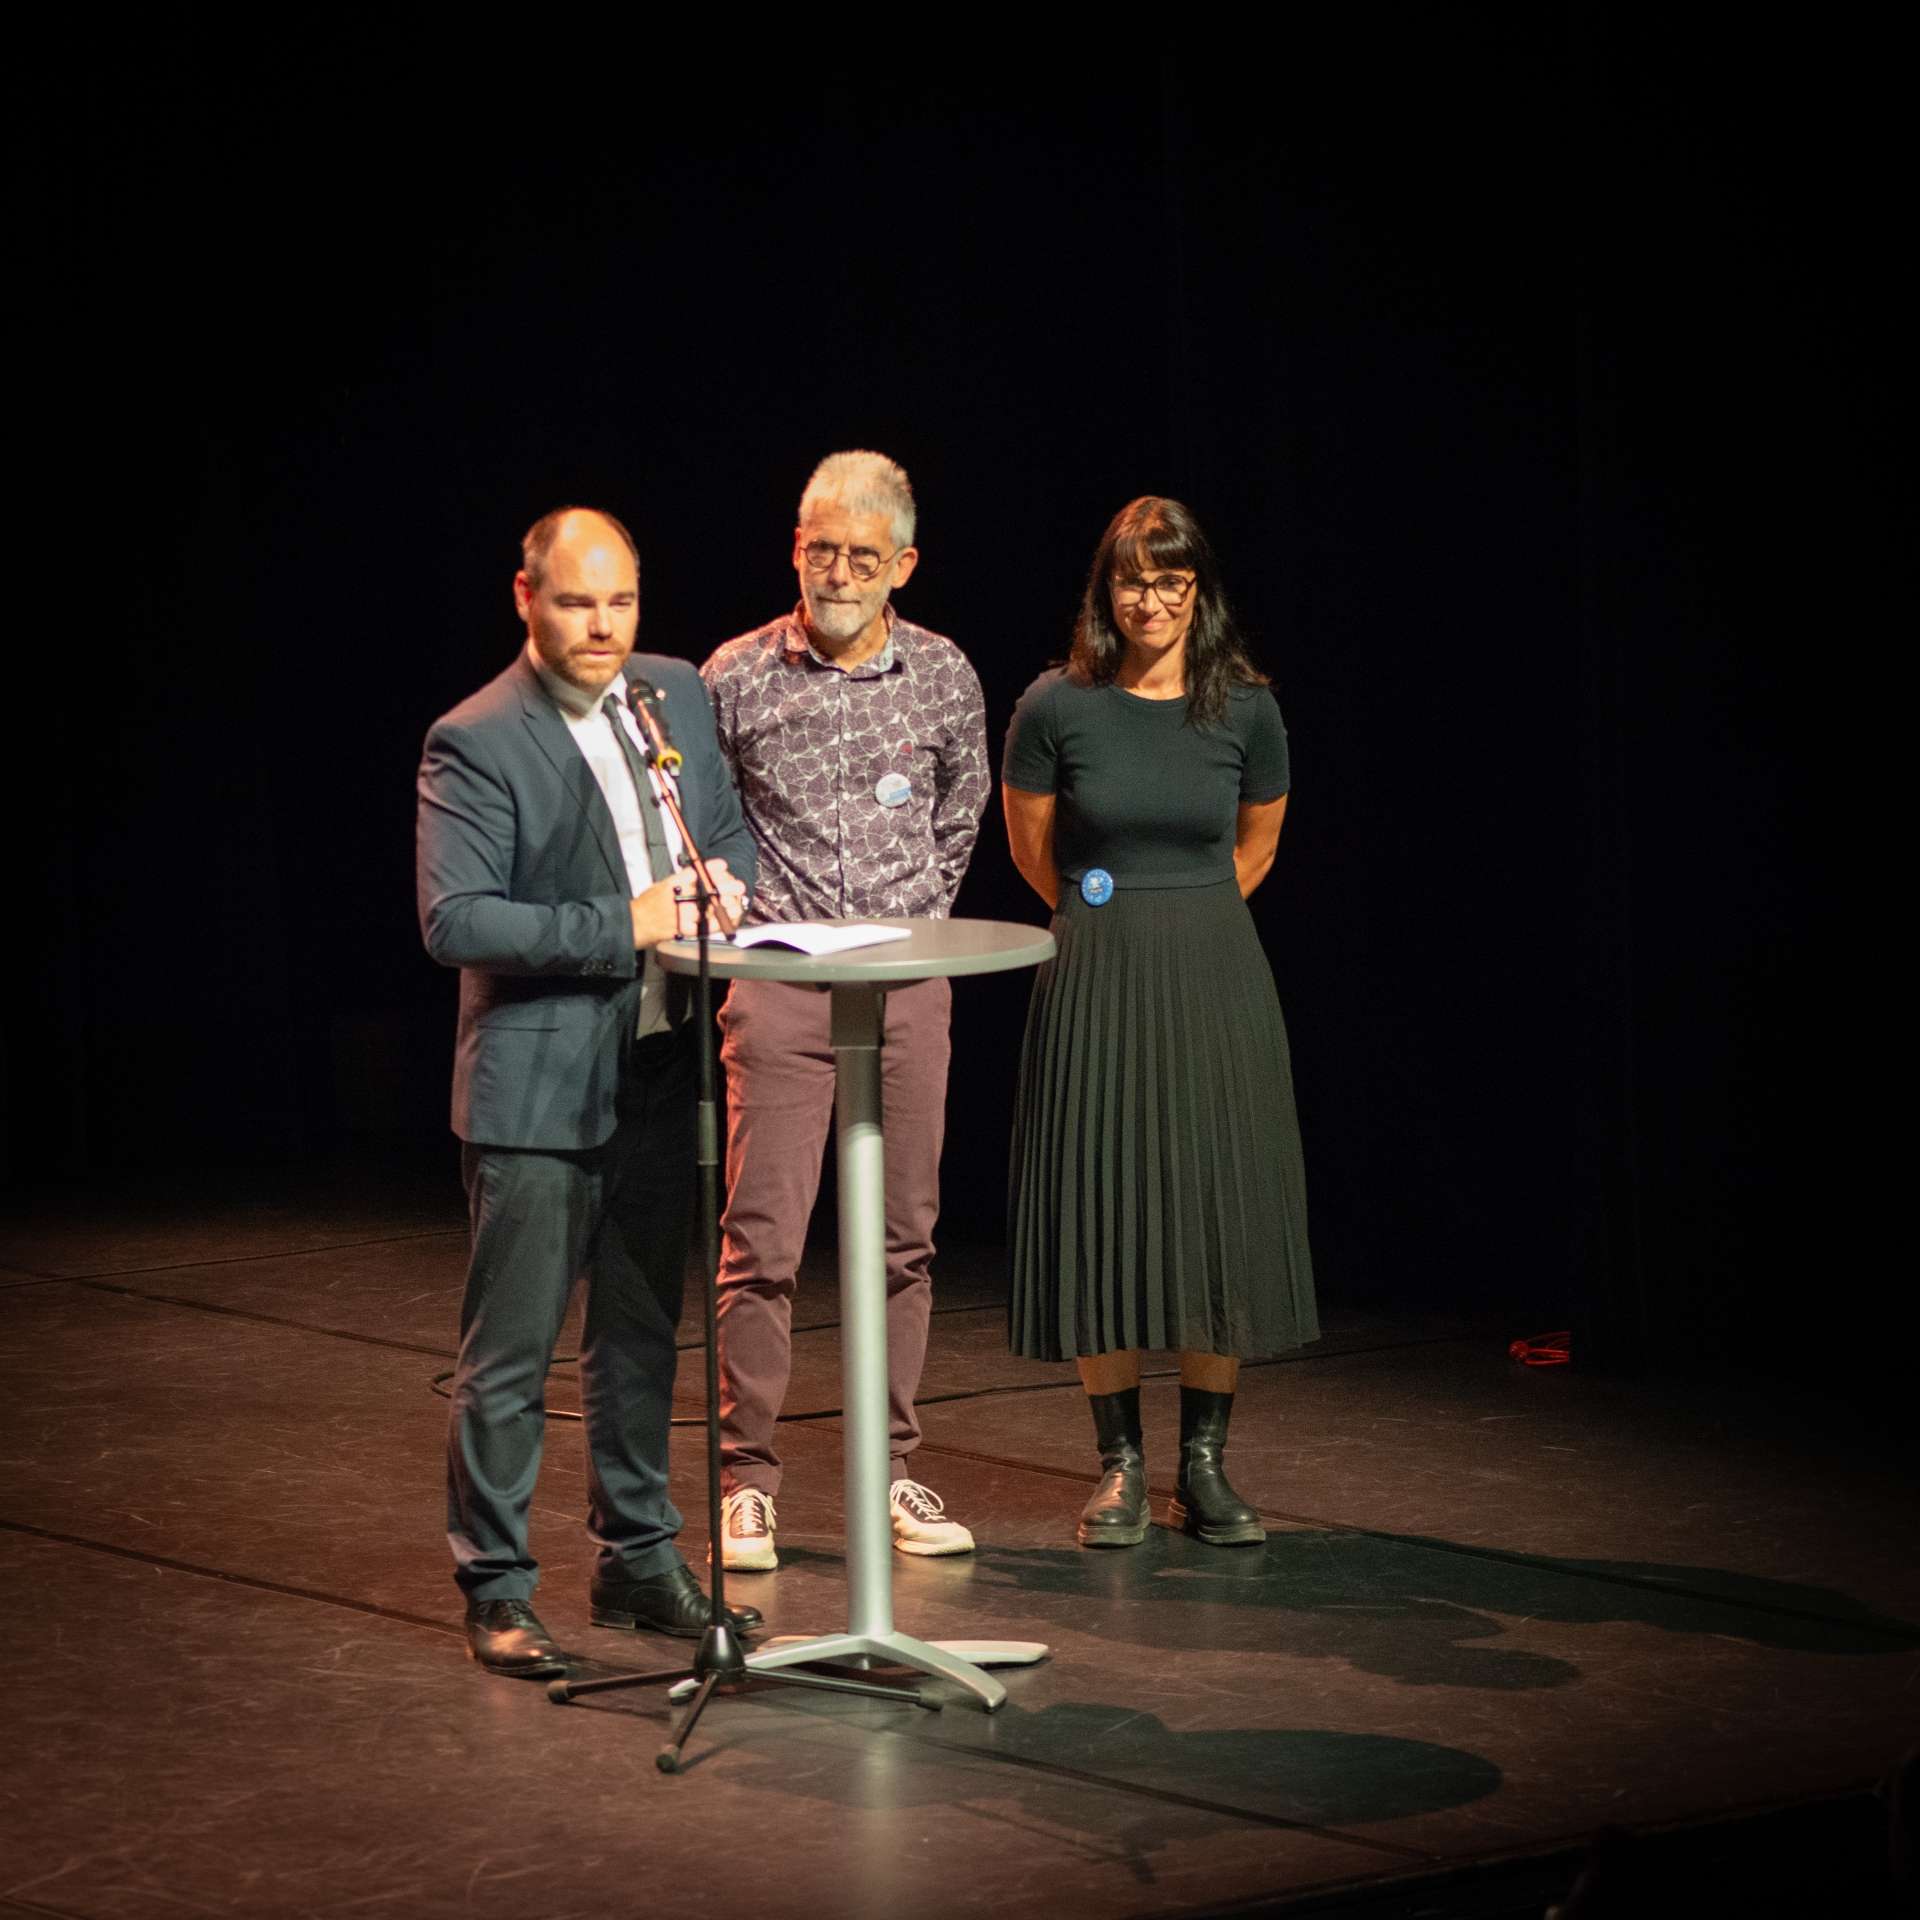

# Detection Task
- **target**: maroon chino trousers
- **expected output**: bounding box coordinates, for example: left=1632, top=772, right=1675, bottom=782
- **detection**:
left=715, top=975, right=952, bottom=1495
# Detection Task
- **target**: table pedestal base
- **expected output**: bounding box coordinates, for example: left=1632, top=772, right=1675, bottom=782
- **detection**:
left=669, top=1631, right=1049, bottom=1712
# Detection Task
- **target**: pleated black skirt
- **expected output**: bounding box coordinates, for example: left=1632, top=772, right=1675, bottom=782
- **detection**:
left=1007, top=878, right=1317, bottom=1362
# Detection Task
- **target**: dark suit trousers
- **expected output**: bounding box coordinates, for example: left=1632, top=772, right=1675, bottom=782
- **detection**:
left=447, top=1026, right=695, bottom=1602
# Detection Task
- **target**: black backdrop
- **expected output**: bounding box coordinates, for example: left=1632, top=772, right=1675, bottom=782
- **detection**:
left=11, top=14, right=1861, bottom=1384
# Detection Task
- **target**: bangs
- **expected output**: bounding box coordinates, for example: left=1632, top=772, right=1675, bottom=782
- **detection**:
left=1110, top=507, right=1201, bottom=577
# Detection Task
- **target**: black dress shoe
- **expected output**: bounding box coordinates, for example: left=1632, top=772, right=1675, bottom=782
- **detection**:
left=590, top=1561, right=764, bottom=1638
left=465, top=1597, right=567, bottom=1677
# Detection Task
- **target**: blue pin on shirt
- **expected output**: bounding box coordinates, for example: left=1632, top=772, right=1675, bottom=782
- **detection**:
left=1080, top=867, right=1114, bottom=907
left=874, top=770, right=912, bottom=808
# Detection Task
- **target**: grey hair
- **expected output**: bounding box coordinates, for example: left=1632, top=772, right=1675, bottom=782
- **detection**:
left=521, top=506, right=640, bottom=590
left=797, top=450, right=917, bottom=550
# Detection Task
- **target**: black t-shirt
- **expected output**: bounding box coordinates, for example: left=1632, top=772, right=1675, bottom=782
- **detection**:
left=1002, top=669, right=1290, bottom=889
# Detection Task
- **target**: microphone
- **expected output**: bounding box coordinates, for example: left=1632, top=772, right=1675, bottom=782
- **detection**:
left=625, top=672, right=739, bottom=934
left=626, top=677, right=684, bottom=773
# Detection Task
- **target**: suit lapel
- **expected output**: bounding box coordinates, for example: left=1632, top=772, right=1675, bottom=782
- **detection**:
left=512, top=658, right=629, bottom=895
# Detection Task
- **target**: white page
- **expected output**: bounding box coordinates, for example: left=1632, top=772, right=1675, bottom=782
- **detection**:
left=728, top=922, right=913, bottom=957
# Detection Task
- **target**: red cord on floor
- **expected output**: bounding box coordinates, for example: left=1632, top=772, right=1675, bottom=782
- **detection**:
left=1509, top=1330, right=1572, bottom=1366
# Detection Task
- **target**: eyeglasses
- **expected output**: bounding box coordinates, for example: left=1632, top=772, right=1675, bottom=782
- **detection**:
left=1112, top=572, right=1196, bottom=609
left=800, top=540, right=900, bottom=581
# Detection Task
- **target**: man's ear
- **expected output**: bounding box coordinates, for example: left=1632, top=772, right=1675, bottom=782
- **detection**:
left=513, top=570, right=534, bottom=621
left=890, top=546, right=920, bottom=591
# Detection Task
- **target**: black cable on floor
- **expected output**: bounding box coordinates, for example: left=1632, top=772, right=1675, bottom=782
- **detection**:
left=429, top=1331, right=1469, bottom=1425
left=428, top=1298, right=1009, bottom=1419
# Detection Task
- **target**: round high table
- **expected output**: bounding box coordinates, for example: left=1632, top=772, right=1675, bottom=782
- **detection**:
left=657, top=916, right=1055, bottom=1711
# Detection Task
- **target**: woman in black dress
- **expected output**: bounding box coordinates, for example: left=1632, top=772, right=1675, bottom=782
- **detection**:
left=1002, top=496, right=1316, bottom=1548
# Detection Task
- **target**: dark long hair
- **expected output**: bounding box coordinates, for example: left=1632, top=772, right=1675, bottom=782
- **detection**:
left=1067, top=496, right=1267, bottom=727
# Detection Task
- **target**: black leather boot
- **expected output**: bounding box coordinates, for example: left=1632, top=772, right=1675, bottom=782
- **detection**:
left=1168, top=1387, right=1266, bottom=1545
left=1077, top=1387, right=1149, bottom=1547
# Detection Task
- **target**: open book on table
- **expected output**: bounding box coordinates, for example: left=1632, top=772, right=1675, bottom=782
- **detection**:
left=727, top=922, right=912, bottom=957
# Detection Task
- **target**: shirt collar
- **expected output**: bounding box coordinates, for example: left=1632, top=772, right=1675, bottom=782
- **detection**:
left=528, top=640, right=624, bottom=719
left=782, top=603, right=899, bottom=676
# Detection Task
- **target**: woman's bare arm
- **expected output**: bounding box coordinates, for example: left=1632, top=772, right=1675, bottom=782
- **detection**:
left=1234, top=794, right=1289, bottom=897
left=1003, top=785, right=1061, bottom=909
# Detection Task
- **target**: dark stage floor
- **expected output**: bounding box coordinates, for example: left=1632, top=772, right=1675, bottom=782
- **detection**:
left=2, top=1163, right=1914, bottom=1918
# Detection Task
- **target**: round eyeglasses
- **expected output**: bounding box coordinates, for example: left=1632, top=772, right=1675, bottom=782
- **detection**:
left=1112, top=572, right=1196, bottom=609
left=801, top=540, right=900, bottom=581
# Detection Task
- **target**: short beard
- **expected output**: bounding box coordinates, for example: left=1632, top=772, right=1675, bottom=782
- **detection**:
left=805, top=588, right=878, bottom=645
left=537, top=641, right=623, bottom=693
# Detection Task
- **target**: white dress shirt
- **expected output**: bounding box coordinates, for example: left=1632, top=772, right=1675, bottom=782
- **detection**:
left=530, top=645, right=688, bottom=1037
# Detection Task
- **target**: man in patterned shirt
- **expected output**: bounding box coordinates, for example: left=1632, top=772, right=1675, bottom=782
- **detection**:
left=701, top=450, right=989, bottom=1570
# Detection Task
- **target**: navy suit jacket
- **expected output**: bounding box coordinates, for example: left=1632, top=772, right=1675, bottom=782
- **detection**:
left=416, top=650, right=756, bottom=1150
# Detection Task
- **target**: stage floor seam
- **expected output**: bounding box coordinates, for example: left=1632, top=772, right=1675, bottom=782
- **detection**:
left=2, top=1224, right=467, bottom=1283
left=43, top=1276, right=1005, bottom=1368
left=40, top=1273, right=1475, bottom=1411
left=72, top=1277, right=461, bottom=1358
left=0, top=1517, right=465, bottom=1640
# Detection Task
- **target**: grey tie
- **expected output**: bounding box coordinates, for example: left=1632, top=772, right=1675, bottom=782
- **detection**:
left=603, top=694, right=689, bottom=1024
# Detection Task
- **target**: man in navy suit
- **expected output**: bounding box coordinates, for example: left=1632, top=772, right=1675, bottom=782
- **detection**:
left=417, top=506, right=760, bottom=1676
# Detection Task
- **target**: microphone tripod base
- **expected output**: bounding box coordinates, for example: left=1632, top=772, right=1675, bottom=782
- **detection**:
left=547, top=1612, right=936, bottom=1776
left=691, top=1618, right=750, bottom=1684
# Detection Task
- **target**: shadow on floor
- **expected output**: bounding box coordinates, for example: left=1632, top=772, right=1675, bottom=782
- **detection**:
left=892, top=1529, right=1920, bottom=1690
left=671, top=1692, right=1503, bottom=1839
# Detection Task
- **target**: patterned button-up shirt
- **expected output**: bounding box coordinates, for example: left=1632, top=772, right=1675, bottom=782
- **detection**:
left=701, top=607, right=989, bottom=925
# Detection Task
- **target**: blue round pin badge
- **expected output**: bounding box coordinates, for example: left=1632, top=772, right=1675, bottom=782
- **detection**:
left=1080, top=867, right=1114, bottom=907
left=874, top=771, right=912, bottom=808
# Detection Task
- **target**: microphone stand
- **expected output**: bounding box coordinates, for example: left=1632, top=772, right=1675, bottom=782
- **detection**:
left=547, top=681, right=933, bottom=1773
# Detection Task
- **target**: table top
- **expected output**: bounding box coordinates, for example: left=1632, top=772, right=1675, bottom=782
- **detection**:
left=657, top=916, right=1055, bottom=986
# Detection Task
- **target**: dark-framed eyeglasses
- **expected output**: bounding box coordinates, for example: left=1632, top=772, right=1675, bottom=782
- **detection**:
left=801, top=540, right=900, bottom=581
left=1112, top=572, right=1196, bottom=609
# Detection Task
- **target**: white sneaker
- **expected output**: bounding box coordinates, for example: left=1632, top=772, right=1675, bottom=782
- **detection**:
left=889, top=1478, right=975, bottom=1557
left=718, top=1487, right=778, bottom=1572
